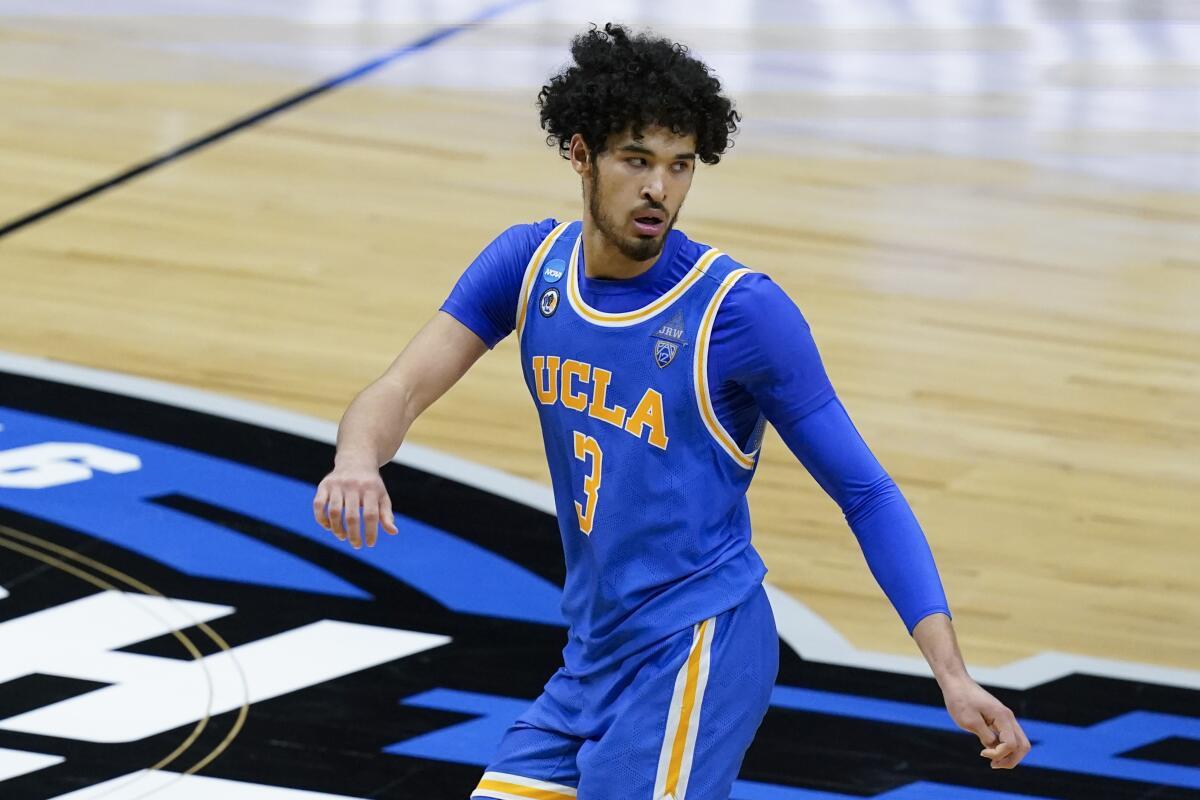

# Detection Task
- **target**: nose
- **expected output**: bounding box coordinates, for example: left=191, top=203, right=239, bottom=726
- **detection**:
left=641, top=171, right=666, bottom=205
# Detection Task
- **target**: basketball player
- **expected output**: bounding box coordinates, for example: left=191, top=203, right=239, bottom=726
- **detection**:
left=313, top=23, right=1030, bottom=799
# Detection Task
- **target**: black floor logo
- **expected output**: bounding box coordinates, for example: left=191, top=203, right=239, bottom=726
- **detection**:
left=0, top=366, right=1198, bottom=800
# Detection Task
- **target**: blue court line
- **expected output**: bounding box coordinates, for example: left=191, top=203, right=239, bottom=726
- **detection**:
left=0, top=0, right=534, bottom=238
left=0, top=406, right=564, bottom=625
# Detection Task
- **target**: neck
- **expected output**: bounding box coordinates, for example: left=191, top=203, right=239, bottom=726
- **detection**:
left=580, top=214, right=658, bottom=281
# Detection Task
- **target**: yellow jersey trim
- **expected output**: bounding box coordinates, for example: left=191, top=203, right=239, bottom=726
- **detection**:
left=694, top=268, right=758, bottom=470
left=516, top=221, right=572, bottom=341
left=564, top=237, right=723, bottom=327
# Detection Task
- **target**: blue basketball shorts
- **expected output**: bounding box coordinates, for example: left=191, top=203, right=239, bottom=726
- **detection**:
left=471, top=585, right=779, bottom=800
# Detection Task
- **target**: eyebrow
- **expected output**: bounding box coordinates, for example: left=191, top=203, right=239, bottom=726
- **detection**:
left=618, top=144, right=696, bottom=161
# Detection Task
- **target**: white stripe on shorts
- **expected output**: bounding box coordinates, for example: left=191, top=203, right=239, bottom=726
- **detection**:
left=652, top=616, right=716, bottom=800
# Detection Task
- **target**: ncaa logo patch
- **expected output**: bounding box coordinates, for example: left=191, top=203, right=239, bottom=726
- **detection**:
left=541, top=259, right=565, bottom=284
left=539, top=287, right=560, bottom=317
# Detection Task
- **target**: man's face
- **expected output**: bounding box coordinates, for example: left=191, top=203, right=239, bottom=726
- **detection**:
left=585, top=126, right=697, bottom=263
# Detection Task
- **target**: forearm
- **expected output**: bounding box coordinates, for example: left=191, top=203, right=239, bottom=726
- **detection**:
left=334, top=378, right=417, bottom=469
left=775, top=397, right=950, bottom=633
left=912, top=612, right=970, bottom=686
left=844, top=484, right=951, bottom=634
left=333, top=311, right=489, bottom=470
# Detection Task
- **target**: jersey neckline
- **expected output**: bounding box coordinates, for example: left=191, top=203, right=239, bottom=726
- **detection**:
left=575, top=228, right=684, bottom=296
left=564, top=226, right=723, bottom=328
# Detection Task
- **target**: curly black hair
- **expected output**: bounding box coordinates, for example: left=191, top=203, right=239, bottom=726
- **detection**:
left=537, top=23, right=739, bottom=165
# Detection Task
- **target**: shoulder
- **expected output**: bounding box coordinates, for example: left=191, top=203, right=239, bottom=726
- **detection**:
left=460, top=217, right=561, bottom=285
left=488, top=217, right=561, bottom=263
left=674, top=232, right=795, bottom=308
left=676, top=240, right=811, bottom=331
left=441, top=218, right=563, bottom=348
left=700, top=257, right=822, bottom=379
left=720, top=272, right=811, bottom=328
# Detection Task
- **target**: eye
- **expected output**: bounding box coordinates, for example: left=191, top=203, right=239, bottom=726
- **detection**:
left=628, top=157, right=647, bottom=167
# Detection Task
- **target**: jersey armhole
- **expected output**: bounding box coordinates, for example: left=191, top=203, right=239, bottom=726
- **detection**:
left=693, top=268, right=759, bottom=470
left=515, top=221, right=572, bottom=340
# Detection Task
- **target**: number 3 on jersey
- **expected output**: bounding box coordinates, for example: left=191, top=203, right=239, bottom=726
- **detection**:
left=572, top=431, right=603, bottom=535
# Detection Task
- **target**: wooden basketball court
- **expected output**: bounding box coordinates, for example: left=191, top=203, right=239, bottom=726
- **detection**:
left=2, top=0, right=1197, bottom=682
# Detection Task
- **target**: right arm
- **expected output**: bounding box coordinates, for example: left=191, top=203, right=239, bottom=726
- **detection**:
left=313, top=311, right=487, bottom=548
left=311, top=219, right=555, bottom=549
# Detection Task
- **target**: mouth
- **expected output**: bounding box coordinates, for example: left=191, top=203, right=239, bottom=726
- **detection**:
left=631, top=209, right=666, bottom=237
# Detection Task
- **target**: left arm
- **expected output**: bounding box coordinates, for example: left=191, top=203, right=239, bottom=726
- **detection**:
left=786, top=397, right=1031, bottom=770
left=713, top=274, right=1030, bottom=769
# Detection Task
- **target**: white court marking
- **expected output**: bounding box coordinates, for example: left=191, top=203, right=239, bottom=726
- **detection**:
left=0, top=747, right=64, bottom=782
left=0, top=594, right=450, bottom=743
left=1, top=349, right=1198, bottom=692
left=48, top=770, right=366, bottom=800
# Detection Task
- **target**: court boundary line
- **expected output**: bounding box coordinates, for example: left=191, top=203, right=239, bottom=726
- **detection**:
left=0, top=0, right=532, bottom=240
left=2, top=349, right=1199, bottom=692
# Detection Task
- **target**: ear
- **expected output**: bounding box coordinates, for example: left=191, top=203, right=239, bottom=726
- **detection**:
left=568, top=133, right=591, bottom=177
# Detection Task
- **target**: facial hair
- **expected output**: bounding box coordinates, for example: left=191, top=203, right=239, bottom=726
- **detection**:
left=588, top=166, right=680, bottom=263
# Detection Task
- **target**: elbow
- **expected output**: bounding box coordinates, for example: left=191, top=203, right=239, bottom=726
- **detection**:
left=842, top=473, right=903, bottom=525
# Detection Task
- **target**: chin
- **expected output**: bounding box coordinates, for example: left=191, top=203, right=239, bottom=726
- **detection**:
left=621, top=238, right=664, bottom=261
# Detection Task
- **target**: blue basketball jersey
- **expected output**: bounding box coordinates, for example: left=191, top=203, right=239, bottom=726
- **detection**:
left=517, top=221, right=770, bottom=676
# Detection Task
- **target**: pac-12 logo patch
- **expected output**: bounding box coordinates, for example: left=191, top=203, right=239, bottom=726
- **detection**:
left=539, top=288, right=560, bottom=317
left=542, top=259, right=565, bottom=284
left=653, top=340, right=679, bottom=368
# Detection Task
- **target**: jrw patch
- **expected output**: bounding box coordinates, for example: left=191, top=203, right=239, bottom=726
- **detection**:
left=651, top=310, right=688, bottom=369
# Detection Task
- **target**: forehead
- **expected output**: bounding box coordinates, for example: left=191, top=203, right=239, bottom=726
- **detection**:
left=608, top=124, right=696, bottom=154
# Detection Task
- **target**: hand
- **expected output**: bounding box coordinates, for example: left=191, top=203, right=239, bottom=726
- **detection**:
left=941, top=676, right=1031, bottom=769
left=312, top=459, right=399, bottom=549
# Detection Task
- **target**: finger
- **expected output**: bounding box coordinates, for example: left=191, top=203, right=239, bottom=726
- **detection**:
left=981, top=740, right=1014, bottom=760
left=986, top=709, right=1027, bottom=768
left=313, top=484, right=330, bottom=529
left=966, top=714, right=996, bottom=747
left=1015, top=719, right=1032, bottom=754
left=1006, top=720, right=1032, bottom=767
left=345, top=490, right=363, bottom=550
left=995, top=711, right=1021, bottom=759
left=328, top=487, right=347, bottom=540
left=362, top=491, right=379, bottom=548
left=381, top=492, right=398, bottom=535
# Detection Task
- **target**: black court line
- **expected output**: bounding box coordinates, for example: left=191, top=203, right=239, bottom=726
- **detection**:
left=0, top=0, right=531, bottom=240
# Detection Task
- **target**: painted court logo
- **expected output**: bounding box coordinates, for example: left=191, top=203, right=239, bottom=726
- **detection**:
left=0, top=363, right=1198, bottom=800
